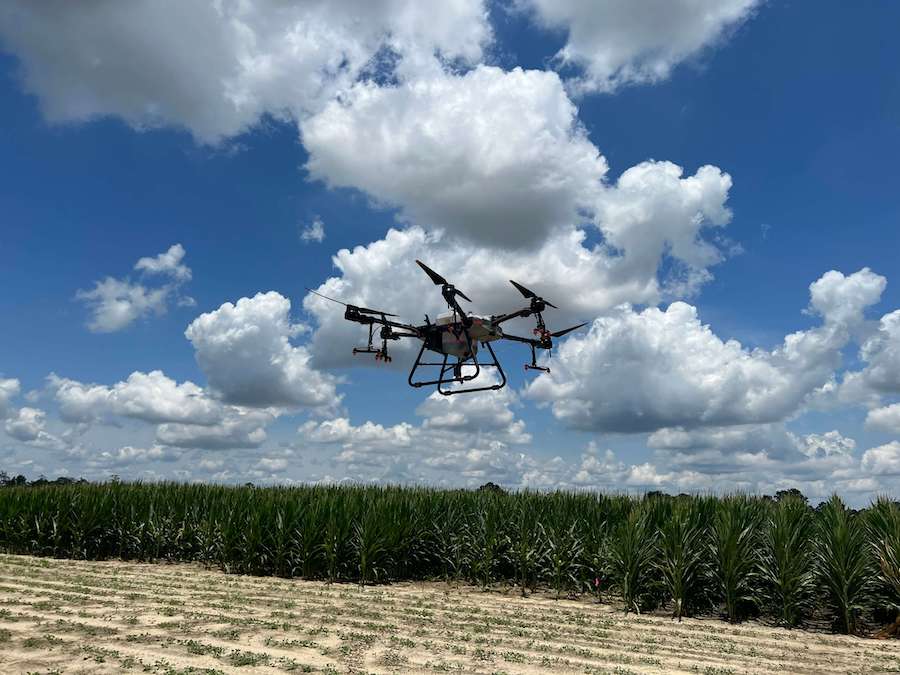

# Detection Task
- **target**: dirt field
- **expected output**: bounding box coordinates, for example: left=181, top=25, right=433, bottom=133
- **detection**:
left=2, top=554, right=900, bottom=675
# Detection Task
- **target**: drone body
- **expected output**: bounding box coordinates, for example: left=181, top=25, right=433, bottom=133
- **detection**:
left=311, top=260, right=585, bottom=395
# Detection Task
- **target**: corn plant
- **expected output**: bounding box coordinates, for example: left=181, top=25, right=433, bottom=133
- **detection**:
left=657, top=499, right=708, bottom=620
left=608, top=505, right=657, bottom=613
left=758, top=495, right=814, bottom=627
left=540, top=520, right=584, bottom=599
left=816, top=495, right=871, bottom=634
left=711, top=496, right=761, bottom=623
left=506, top=500, right=546, bottom=596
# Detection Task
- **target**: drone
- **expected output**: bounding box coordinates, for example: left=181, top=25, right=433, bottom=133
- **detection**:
left=309, top=260, right=586, bottom=395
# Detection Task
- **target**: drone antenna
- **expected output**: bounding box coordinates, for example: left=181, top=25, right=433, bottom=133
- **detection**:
left=305, top=288, right=398, bottom=317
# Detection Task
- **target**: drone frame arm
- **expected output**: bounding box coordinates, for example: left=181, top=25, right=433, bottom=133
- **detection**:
left=491, top=306, right=533, bottom=325
left=343, top=305, right=420, bottom=335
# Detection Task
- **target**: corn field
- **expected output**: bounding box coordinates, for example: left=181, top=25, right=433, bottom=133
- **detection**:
left=2, top=482, right=900, bottom=634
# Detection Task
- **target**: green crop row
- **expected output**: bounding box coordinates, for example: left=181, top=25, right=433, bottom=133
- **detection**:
left=1, top=482, right=899, bottom=635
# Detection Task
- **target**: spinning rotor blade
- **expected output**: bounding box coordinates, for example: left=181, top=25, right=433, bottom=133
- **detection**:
left=509, top=280, right=557, bottom=308
left=416, top=260, right=471, bottom=302
left=550, top=322, right=587, bottom=338
left=305, top=288, right=398, bottom=316
left=416, top=260, right=448, bottom=286
left=509, top=279, right=536, bottom=299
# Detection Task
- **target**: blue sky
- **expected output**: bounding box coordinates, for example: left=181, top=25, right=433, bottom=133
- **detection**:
left=1, top=1, right=898, bottom=503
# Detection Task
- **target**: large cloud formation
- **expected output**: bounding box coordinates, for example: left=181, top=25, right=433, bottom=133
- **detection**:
left=526, top=268, right=886, bottom=432
left=303, top=66, right=607, bottom=247
left=0, top=0, right=491, bottom=143
left=304, top=152, right=733, bottom=369
left=303, top=65, right=732, bottom=251
left=519, top=0, right=761, bottom=93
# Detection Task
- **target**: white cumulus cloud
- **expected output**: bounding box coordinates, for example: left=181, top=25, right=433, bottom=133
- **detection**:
left=48, top=371, right=223, bottom=426
left=4, top=407, right=66, bottom=450
left=862, top=441, right=900, bottom=476
left=0, top=378, right=21, bottom=419
left=303, top=66, right=608, bottom=247
left=185, top=291, right=339, bottom=409
left=75, top=243, right=193, bottom=333
left=526, top=268, right=885, bottom=432
left=867, top=403, right=900, bottom=434
left=519, top=0, right=761, bottom=93
left=0, top=0, right=491, bottom=143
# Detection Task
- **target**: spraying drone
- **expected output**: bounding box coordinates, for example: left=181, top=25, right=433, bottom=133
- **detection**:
left=309, top=260, right=586, bottom=395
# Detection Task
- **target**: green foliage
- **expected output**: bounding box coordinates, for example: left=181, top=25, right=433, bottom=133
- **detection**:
left=711, top=496, right=761, bottom=623
left=608, top=505, right=657, bottom=613
left=816, top=494, right=871, bottom=634
left=759, top=495, right=814, bottom=626
left=657, top=498, right=708, bottom=620
left=0, top=480, right=893, bottom=631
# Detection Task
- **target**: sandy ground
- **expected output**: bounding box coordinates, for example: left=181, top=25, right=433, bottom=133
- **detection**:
left=1, top=554, right=900, bottom=674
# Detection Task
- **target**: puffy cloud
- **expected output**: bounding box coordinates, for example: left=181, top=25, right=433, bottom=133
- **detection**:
left=49, top=371, right=223, bottom=425
left=305, top=165, right=732, bottom=369
left=0, top=0, right=491, bottom=143
left=186, top=292, right=339, bottom=409
left=867, top=403, right=900, bottom=434
left=4, top=407, right=65, bottom=450
left=519, top=0, right=761, bottom=93
left=75, top=278, right=169, bottom=333
left=75, top=243, right=193, bottom=333
left=47, top=369, right=279, bottom=451
left=298, top=373, right=532, bottom=484
left=0, top=378, right=20, bottom=419
left=303, top=66, right=607, bottom=247
left=860, top=310, right=900, bottom=393
left=134, top=243, right=192, bottom=282
left=254, top=456, right=289, bottom=473
left=527, top=269, right=885, bottom=432
left=416, top=373, right=531, bottom=444
left=298, top=417, right=414, bottom=448
left=93, top=445, right=178, bottom=467
left=843, top=310, right=900, bottom=400
left=156, top=410, right=271, bottom=449
left=794, top=430, right=857, bottom=459
left=807, top=268, right=886, bottom=327
left=597, top=161, right=733, bottom=296
left=304, top=63, right=733, bottom=256
left=300, top=217, right=326, bottom=244
left=861, top=442, right=900, bottom=476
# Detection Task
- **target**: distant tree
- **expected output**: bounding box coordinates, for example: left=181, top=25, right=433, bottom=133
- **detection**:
left=775, top=488, right=808, bottom=505
left=10, top=474, right=26, bottom=487
left=0, top=471, right=9, bottom=486
left=478, top=481, right=505, bottom=494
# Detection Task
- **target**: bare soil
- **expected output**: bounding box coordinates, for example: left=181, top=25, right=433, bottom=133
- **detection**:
left=1, top=553, right=899, bottom=674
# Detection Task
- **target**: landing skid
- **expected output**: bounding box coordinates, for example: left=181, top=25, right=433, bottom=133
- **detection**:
left=408, top=339, right=507, bottom=396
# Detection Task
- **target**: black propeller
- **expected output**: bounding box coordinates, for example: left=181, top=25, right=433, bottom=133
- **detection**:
left=416, top=260, right=471, bottom=302
left=509, top=280, right=557, bottom=309
left=551, top=323, right=587, bottom=338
